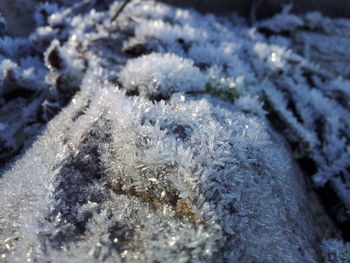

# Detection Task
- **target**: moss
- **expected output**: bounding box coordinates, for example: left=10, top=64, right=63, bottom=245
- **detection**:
left=204, top=81, right=238, bottom=102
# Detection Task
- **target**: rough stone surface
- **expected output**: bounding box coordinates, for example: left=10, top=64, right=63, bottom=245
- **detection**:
left=0, top=85, right=340, bottom=262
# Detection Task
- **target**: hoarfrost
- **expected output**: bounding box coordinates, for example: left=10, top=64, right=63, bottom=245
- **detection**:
left=0, top=0, right=349, bottom=262
left=322, top=239, right=350, bottom=263
left=0, top=84, right=338, bottom=262
left=118, top=53, right=206, bottom=98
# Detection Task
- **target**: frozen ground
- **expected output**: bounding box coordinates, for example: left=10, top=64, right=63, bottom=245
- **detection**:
left=0, top=1, right=350, bottom=262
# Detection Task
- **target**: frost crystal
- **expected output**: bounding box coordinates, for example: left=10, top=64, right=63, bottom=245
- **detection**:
left=0, top=1, right=350, bottom=262
left=322, top=239, right=350, bottom=263
left=0, top=85, right=338, bottom=262
left=119, top=53, right=206, bottom=98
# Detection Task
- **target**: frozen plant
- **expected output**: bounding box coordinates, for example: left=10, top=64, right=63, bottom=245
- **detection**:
left=34, top=2, right=64, bottom=27
left=0, top=36, right=31, bottom=59
left=118, top=52, right=206, bottom=98
left=0, top=13, right=6, bottom=36
left=256, top=4, right=304, bottom=33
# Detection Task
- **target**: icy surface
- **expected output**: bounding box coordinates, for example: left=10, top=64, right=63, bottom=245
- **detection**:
left=0, top=0, right=350, bottom=262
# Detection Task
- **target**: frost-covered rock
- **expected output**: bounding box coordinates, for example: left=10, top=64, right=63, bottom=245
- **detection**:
left=322, top=239, right=350, bottom=263
left=0, top=83, right=339, bottom=262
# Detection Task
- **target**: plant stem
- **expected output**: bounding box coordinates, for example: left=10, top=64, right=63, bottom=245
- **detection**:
left=111, top=0, right=132, bottom=22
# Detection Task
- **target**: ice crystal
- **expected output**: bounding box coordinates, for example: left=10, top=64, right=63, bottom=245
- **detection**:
left=322, top=239, right=350, bottom=263
left=118, top=53, right=206, bottom=98
left=0, top=83, right=337, bottom=262
left=0, top=1, right=350, bottom=262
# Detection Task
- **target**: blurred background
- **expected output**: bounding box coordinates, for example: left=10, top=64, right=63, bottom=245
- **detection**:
left=163, top=0, right=350, bottom=18
left=1, top=0, right=350, bottom=37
